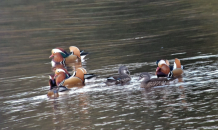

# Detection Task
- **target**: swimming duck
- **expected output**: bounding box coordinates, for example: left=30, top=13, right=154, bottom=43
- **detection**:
left=49, top=46, right=88, bottom=65
left=106, top=66, right=131, bottom=85
left=54, top=67, right=95, bottom=88
left=48, top=74, right=69, bottom=91
left=50, top=54, right=84, bottom=68
left=156, top=58, right=184, bottom=78
left=47, top=74, right=68, bottom=98
left=139, top=72, right=174, bottom=88
left=156, top=58, right=184, bottom=71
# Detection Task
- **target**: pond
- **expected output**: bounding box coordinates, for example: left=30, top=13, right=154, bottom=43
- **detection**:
left=1, top=0, right=218, bottom=129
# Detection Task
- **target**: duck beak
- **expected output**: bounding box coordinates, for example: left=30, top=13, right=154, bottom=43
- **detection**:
left=156, top=67, right=161, bottom=72
left=138, top=77, right=142, bottom=81
left=49, top=54, right=54, bottom=58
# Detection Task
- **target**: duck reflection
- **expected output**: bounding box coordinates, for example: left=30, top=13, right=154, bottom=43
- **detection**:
left=49, top=92, right=91, bottom=129
left=51, top=60, right=83, bottom=73
left=140, top=75, right=187, bottom=121
left=139, top=72, right=175, bottom=88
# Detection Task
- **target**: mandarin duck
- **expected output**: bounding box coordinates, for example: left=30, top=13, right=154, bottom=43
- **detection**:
left=156, top=58, right=184, bottom=78
left=48, top=74, right=69, bottom=91
left=106, top=66, right=131, bottom=85
left=138, top=72, right=175, bottom=88
left=50, top=46, right=88, bottom=66
left=54, top=67, right=95, bottom=88
left=47, top=74, right=68, bottom=98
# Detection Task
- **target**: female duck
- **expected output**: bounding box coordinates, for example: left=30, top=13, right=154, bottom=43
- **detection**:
left=139, top=72, right=174, bottom=88
left=106, top=66, right=131, bottom=85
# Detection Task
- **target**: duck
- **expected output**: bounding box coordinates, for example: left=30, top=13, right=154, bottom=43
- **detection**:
left=106, top=66, right=131, bottom=85
left=47, top=68, right=95, bottom=97
left=138, top=72, right=175, bottom=88
left=47, top=74, right=68, bottom=98
left=156, top=58, right=184, bottom=78
left=156, top=58, right=184, bottom=70
left=54, top=67, right=95, bottom=88
left=48, top=74, right=69, bottom=91
left=49, top=46, right=88, bottom=66
left=50, top=53, right=84, bottom=68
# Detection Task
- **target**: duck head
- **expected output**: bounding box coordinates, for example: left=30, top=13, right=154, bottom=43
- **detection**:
left=51, top=53, right=65, bottom=65
left=156, top=63, right=170, bottom=77
left=54, top=69, right=69, bottom=86
left=118, top=66, right=130, bottom=75
left=156, top=59, right=170, bottom=67
left=54, top=68, right=71, bottom=77
left=157, top=60, right=170, bottom=67
left=49, top=47, right=69, bottom=58
left=138, top=72, right=151, bottom=82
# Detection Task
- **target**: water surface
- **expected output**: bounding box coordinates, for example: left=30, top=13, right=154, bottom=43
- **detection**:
left=1, top=0, right=218, bottom=129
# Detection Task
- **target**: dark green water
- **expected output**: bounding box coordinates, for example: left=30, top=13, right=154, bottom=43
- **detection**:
left=1, top=0, right=218, bottom=129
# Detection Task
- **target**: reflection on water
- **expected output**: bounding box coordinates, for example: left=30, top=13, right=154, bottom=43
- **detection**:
left=1, top=0, right=218, bottom=129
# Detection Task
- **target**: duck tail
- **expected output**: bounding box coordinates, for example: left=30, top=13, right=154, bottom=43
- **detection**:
left=167, top=71, right=173, bottom=78
left=84, top=74, right=96, bottom=79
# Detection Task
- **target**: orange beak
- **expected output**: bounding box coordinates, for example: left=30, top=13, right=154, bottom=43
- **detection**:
left=155, top=67, right=160, bottom=75
left=49, top=54, right=54, bottom=58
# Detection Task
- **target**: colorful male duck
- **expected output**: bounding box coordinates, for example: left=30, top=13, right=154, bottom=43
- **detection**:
left=106, top=66, right=131, bottom=85
left=54, top=67, right=95, bottom=88
left=47, top=74, right=68, bottom=98
left=48, top=74, right=69, bottom=91
left=156, top=58, right=184, bottom=78
left=139, top=72, right=175, bottom=88
left=49, top=46, right=88, bottom=66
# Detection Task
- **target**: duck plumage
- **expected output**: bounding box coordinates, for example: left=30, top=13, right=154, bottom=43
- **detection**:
left=106, top=66, right=131, bottom=85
